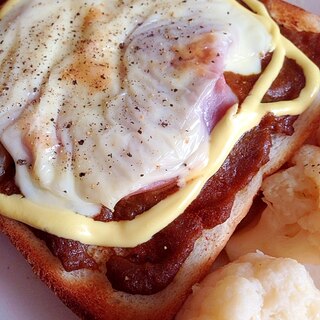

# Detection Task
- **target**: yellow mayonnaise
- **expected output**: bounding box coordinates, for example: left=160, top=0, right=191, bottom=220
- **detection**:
left=0, top=0, right=319, bottom=247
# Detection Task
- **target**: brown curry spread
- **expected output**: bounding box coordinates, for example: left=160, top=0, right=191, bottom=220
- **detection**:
left=0, top=25, right=318, bottom=295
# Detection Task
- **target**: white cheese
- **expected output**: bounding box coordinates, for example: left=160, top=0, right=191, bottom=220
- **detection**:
left=0, top=0, right=272, bottom=215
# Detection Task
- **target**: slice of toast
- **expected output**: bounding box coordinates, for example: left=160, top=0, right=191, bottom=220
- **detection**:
left=0, top=1, right=320, bottom=319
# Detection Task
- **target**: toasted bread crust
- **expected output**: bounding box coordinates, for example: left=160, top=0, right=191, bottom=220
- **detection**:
left=1, top=1, right=320, bottom=319
left=261, top=0, right=320, bottom=32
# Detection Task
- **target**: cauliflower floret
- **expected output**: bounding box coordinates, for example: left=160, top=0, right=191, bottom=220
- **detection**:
left=226, top=145, right=320, bottom=264
left=176, top=252, right=320, bottom=320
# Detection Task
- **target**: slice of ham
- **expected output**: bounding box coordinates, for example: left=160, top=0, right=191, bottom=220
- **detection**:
left=203, top=75, right=237, bottom=132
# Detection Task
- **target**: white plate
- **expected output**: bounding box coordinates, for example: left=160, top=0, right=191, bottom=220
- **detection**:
left=286, top=0, right=320, bottom=14
left=0, top=0, right=318, bottom=319
left=0, top=233, right=79, bottom=320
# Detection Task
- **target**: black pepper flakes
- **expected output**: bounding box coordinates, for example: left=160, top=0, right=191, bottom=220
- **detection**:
left=159, top=120, right=169, bottom=128
left=17, top=159, right=28, bottom=166
left=66, top=121, right=72, bottom=129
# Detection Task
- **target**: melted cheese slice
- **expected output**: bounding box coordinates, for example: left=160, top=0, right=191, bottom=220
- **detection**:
left=0, top=0, right=272, bottom=215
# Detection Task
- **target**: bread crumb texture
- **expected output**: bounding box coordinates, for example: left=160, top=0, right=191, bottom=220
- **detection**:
left=176, top=252, right=320, bottom=320
left=226, top=144, right=320, bottom=264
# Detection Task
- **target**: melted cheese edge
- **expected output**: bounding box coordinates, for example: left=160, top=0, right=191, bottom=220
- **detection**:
left=0, top=0, right=319, bottom=247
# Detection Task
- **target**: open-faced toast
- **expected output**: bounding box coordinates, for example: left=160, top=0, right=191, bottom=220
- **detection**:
left=0, top=0, right=320, bottom=319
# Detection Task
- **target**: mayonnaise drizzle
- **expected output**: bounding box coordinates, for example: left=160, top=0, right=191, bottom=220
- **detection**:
left=0, top=0, right=319, bottom=247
